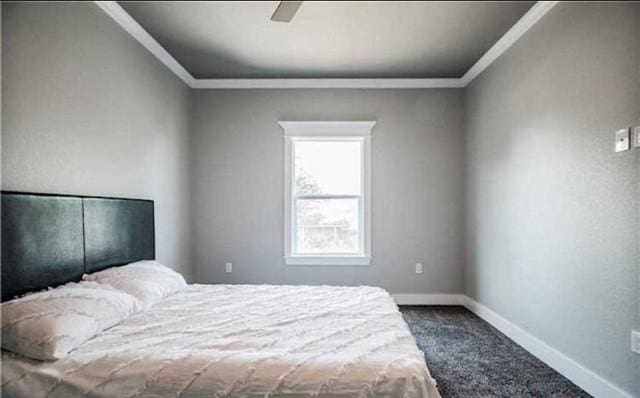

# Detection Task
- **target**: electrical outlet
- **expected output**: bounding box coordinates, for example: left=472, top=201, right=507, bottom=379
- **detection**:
left=225, top=262, right=232, bottom=273
left=632, top=330, right=640, bottom=354
left=633, top=125, right=640, bottom=148
left=614, top=128, right=630, bottom=152
left=415, top=263, right=423, bottom=274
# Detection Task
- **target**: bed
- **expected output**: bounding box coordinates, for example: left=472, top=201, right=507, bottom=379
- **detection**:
left=0, top=191, right=440, bottom=398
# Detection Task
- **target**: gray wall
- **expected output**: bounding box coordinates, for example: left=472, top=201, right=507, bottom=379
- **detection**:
left=464, top=2, right=640, bottom=396
left=191, top=89, right=465, bottom=294
left=1, top=2, right=192, bottom=279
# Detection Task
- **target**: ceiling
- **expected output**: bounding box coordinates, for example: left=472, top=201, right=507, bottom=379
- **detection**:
left=119, top=1, right=535, bottom=80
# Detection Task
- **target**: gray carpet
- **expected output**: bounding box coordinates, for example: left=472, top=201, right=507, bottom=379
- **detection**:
left=400, top=306, right=591, bottom=398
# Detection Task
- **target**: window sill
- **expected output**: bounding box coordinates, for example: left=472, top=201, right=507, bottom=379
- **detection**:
left=284, top=255, right=371, bottom=266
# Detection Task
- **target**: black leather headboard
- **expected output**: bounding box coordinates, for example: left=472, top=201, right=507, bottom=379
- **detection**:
left=1, top=191, right=155, bottom=301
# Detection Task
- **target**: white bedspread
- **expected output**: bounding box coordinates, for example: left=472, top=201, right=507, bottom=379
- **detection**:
left=2, top=284, right=440, bottom=398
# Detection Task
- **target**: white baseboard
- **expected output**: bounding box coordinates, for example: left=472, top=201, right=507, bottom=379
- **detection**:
left=392, top=293, right=633, bottom=398
left=461, top=296, right=634, bottom=398
left=392, top=294, right=464, bottom=306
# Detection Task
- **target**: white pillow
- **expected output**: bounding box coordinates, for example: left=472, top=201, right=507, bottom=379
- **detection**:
left=83, top=260, right=186, bottom=308
left=1, top=281, right=141, bottom=361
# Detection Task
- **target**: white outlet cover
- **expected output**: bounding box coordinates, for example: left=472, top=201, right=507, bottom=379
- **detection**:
left=615, top=128, right=630, bottom=152
left=415, top=263, right=423, bottom=274
left=632, top=330, right=640, bottom=354
left=225, top=262, right=232, bottom=273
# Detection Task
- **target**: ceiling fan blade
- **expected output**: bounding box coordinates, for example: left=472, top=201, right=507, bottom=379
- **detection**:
left=271, top=1, right=303, bottom=22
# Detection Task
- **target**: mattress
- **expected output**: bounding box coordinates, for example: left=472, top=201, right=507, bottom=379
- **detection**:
left=2, top=284, right=440, bottom=398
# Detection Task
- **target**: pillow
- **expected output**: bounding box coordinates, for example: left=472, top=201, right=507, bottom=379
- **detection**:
left=1, top=281, right=141, bottom=361
left=83, top=260, right=186, bottom=308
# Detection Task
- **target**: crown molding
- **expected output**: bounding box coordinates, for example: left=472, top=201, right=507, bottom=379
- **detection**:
left=460, top=1, right=559, bottom=86
left=191, top=78, right=463, bottom=89
left=95, top=1, right=558, bottom=89
left=94, top=1, right=196, bottom=87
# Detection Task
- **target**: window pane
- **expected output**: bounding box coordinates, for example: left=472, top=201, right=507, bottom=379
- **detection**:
left=296, top=198, right=359, bottom=254
left=295, top=141, right=361, bottom=196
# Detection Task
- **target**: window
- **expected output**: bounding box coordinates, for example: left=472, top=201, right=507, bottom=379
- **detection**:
left=281, top=121, right=374, bottom=265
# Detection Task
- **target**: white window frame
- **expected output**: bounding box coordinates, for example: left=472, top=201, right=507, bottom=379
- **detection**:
left=281, top=121, right=374, bottom=266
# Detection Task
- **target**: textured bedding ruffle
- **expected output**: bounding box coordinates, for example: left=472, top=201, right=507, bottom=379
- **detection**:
left=2, top=284, right=440, bottom=398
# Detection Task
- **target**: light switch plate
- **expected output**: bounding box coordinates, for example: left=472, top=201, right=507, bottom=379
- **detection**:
left=632, top=330, right=640, bottom=354
left=633, top=125, right=640, bottom=148
left=615, top=128, right=630, bottom=152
